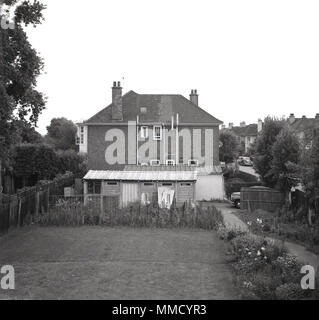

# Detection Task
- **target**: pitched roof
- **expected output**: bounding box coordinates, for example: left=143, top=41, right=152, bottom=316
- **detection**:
left=231, top=124, right=258, bottom=137
left=289, top=117, right=319, bottom=133
left=84, top=91, right=222, bottom=125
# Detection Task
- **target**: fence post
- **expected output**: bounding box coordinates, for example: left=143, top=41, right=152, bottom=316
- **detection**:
left=17, top=197, right=22, bottom=228
left=35, top=190, right=40, bottom=221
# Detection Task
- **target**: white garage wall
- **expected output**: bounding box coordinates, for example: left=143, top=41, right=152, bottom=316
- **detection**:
left=195, top=175, right=225, bottom=201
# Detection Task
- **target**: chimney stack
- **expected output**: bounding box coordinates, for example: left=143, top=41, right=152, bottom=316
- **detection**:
left=229, top=122, right=233, bottom=129
left=288, top=113, right=295, bottom=124
left=257, top=119, right=263, bottom=133
left=111, top=81, right=123, bottom=121
left=240, top=121, right=246, bottom=127
left=190, top=89, right=198, bottom=106
left=315, top=113, right=319, bottom=119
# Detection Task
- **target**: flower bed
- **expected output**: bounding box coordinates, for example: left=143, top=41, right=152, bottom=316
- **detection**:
left=233, top=208, right=319, bottom=255
left=215, top=208, right=319, bottom=299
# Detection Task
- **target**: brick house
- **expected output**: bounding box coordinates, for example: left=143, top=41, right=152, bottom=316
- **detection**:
left=287, top=113, right=319, bottom=148
left=221, top=120, right=263, bottom=154
left=77, top=82, right=224, bottom=206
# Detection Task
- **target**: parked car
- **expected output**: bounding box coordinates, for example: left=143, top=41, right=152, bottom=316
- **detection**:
left=237, top=156, right=253, bottom=166
left=230, top=192, right=240, bottom=208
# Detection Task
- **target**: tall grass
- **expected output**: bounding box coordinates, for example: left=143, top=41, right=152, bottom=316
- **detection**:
left=38, top=199, right=223, bottom=229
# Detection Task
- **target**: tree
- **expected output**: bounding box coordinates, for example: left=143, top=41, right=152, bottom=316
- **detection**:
left=11, top=144, right=60, bottom=187
left=57, top=149, right=87, bottom=177
left=296, top=129, right=319, bottom=224
left=219, top=130, right=239, bottom=163
left=254, top=117, right=284, bottom=187
left=271, top=126, right=300, bottom=200
left=13, top=120, right=43, bottom=144
left=0, top=0, right=46, bottom=180
left=45, top=118, right=77, bottom=150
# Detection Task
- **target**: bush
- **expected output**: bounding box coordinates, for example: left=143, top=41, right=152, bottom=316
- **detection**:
left=275, top=283, right=308, bottom=300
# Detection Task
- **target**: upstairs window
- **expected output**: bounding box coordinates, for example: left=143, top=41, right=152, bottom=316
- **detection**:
left=140, top=107, right=147, bottom=114
left=150, top=159, right=160, bottom=166
left=188, top=159, right=198, bottom=167
left=140, top=126, right=148, bottom=139
left=153, top=125, right=162, bottom=141
left=166, top=160, right=175, bottom=166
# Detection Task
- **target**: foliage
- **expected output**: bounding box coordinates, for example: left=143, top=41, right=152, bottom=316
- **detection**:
left=11, top=143, right=60, bottom=186
left=56, top=149, right=87, bottom=177
left=39, top=201, right=224, bottom=229
left=270, top=127, right=300, bottom=196
left=254, top=117, right=285, bottom=187
left=45, top=117, right=77, bottom=150
left=0, top=0, right=46, bottom=162
left=227, top=232, right=319, bottom=299
left=219, top=130, right=239, bottom=163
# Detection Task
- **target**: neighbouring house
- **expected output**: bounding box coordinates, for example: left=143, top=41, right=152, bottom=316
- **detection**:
left=77, top=81, right=224, bottom=207
left=287, top=113, right=319, bottom=148
left=221, top=119, right=263, bottom=154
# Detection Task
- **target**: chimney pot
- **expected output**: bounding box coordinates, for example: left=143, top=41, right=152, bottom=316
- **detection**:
left=113, top=81, right=117, bottom=87
left=229, top=122, right=233, bottom=129
left=315, top=113, right=319, bottom=119
left=117, top=81, right=121, bottom=87
left=302, top=115, right=306, bottom=119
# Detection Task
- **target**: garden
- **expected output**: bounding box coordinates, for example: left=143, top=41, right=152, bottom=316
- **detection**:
left=215, top=209, right=319, bottom=300
left=232, top=207, right=319, bottom=255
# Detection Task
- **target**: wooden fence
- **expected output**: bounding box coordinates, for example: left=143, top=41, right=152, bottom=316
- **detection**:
left=0, top=174, right=75, bottom=235
left=240, top=187, right=285, bottom=213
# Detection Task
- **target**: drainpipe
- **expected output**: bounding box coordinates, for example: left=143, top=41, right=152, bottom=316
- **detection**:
left=136, top=115, right=139, bottom=165
left=163, top=123, right=166, bottom=165
left=176, top=113, right=179, bottom=165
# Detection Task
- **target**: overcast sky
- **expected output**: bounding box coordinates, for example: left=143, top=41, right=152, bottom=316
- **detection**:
left=26, top=0, right=319, bottom=134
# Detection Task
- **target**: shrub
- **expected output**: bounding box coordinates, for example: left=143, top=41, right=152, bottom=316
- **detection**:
left=275, top=283, right=308, bottom=300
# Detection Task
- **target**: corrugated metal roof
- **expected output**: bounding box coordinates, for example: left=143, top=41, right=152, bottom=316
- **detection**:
left=124, top=165, right=194, bottom=171
left=84, top=170, right=197, bottom=181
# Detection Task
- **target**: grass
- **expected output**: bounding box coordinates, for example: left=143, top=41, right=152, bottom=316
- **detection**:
left=0, top=226, right=239, bottom=300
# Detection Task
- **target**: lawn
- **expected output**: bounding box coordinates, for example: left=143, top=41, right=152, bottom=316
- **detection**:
left=0, top=226, right=239, bottom=300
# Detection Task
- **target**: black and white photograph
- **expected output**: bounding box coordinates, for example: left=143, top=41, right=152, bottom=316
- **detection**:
left=1, top=0, right=319, bottom=306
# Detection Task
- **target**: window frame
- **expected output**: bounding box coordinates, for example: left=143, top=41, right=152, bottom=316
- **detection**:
left=188, top=159, right=198, bottom=167
left=166, top=159, right=175, bottom=166
left=140, top=126, right=148, bottom=139
left=150, top=159, right=160, bottom=166
left=153, top=125, right=162, bottom=141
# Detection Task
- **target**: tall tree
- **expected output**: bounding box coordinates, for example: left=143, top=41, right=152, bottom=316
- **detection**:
left=219, top=130, right=239, bottom=164
left=45, top=118, right=77, bottom=150
left=254, top=117, right=284, bottom=187
left=271, top=126, right=300, bottom=200
left=0, top=0, right=46, bottom=162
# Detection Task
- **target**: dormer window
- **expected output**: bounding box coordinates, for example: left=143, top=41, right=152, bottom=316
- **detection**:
left=153, top=125, right=162, bottom=140
left=140, top=107, right=147, bottom=114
